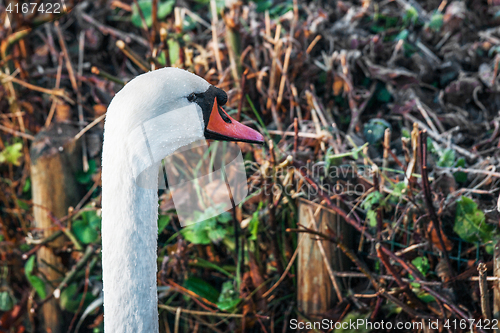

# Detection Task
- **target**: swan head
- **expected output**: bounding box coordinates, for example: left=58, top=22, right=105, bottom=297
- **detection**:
left=104, top=67, right=263, bottom=189
left=107, top=67, right=263, bottom=145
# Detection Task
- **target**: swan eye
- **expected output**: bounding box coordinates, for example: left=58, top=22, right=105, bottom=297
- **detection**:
left=187, top=93, right=196, bottom=102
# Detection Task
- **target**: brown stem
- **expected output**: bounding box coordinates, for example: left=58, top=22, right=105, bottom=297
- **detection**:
left=290, top=227, right=434, bottom=319
left=376, top=243, right=427, bottom=310
left=236, top=69, right=247, bottom=121
left=419, top=130, right=454, bottom=278
left=379, top=244, right=483, bottom=330
left=293, top=117, right=298, bottom=154
left=267, top=141, right=284, bottom=275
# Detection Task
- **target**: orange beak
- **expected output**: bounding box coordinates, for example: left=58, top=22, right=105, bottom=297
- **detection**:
left=205, top=98, right=264, bottom=144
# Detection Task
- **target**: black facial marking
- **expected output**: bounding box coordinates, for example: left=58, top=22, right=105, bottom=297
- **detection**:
left=186, top=85, right=228, bottom=130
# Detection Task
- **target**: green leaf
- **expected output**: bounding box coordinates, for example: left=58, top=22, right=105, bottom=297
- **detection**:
left=363, top=119, right=391, bottom=145
left=403, top=6, right=418, bottom=25
left=131, top=0, right=175, bottom=28
left=167, top=39, right=180, bottom=65
left=390, top=182, right=407, bottom=198
left=76, top=159, right=97, bottom=184
left=417, top=291, right=435, bottom=303
left=248, top=211, right=259, bottom=241
left=217, top=212, right=231, bottom=224
left=453, top=158, right=467, bottom=183
left=0, top=142, right=23, bottom=166
left=23, top=177, right=31, bottom=193
left=72, top=210, right=101, bottom=244
left=395, top=30, right=408, bottom=42
left=183, top=277, right=220, bottom=304
left=157, top=51, right=166, bottom=66
left=25, top=256, right=46, bottom=299
left=411, top=256, right=430, bottom=276
left=366, top=209, right=377, bottom=227
left=181, top=207, right=233, bottom=245
left=181, top=218, right=213, bottom=245
left=427, top=12, right=443, bottom=31
left=17, top=199, right=30, bottom=210
left=207, top=227, right=227, bottom=244
left=0, top=291, right=13, bottom=311
left=157, top=0, right=175, bottom=18
left=437, top=148, right=455, bottom=167
left=454, top=196, right=496, bottom=244
left=217, top=297, right=241, bottom=311
left=158, top=215, right=170, bottom=235
left=361, top=191, right=383, bottom=210
left=216, top=281, right=241, bottom=311
left=376, top=86, right=392, bottom=102
left=255, top=0, right=273, bottom=12
left=73, top=220, right=98, bottom=244
left=59, top=283, right=94, bottom=313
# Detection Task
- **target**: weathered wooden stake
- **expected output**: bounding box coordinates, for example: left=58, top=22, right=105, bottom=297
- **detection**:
left=493, top=241, right=500, bottom=332
left=297, top=199, right=351, bottom=317
left=31, top=122, right=83, bottom=333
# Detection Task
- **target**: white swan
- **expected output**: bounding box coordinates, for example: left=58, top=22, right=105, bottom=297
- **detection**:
left=101, top=68, right=263, bottom=332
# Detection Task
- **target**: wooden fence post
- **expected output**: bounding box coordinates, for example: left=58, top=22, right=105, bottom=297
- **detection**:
left=31, top=122, right=83, bottom=333
left=297, top=199, right=351, bottom=319
left=493, top=241, right=500, bottom=332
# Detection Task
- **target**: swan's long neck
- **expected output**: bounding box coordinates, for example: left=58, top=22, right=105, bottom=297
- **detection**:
left=101, top=126, right=160, bottom=332
left=101, top=110, right=204, bottom=333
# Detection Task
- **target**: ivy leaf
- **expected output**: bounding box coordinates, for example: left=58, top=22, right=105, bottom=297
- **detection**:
left=454, top=196, right=496, bottom=245
left=25, top=256, right=46, bottom=299
left=363, top=119, right=391, bottom=145
left=437, top=148, right=455, bottom=167
left=76, top=159, right=97, bottom=184
left=72, top=210, right=101, bottom=244
left=216, top=281, right=241, bottom=311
